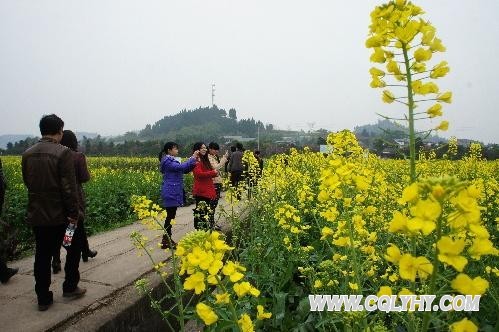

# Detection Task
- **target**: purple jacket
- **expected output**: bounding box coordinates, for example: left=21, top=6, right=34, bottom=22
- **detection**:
left=160, top=155, right=197, bottom=207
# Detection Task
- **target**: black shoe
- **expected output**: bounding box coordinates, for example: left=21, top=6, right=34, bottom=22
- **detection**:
left=82, top=250, right=98, bottom=262
left=38, top=291, right=54, bottom=311
left=38, top=299, right=53, bottom=311
left=63, top=287, right=87, bottom=299
left=52, top=261, right=61, bottom=274
left=0, top=267, right=19, bottom=284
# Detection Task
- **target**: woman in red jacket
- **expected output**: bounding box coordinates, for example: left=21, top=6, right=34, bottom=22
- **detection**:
left=192, top=142, right=218, bottom=230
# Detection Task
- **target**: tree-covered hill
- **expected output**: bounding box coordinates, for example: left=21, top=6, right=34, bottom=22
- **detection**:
left=117, top=105, right=272, bottom=143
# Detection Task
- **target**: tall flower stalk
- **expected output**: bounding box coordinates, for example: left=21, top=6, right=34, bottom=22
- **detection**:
left=366, top=0, right=452, bottom=182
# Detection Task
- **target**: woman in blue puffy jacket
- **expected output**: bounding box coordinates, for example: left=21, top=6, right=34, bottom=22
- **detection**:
left=159, top=142, right=199, bottom=249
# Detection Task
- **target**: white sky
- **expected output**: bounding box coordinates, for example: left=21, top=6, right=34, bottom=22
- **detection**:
left=1, top=0, right=498, bottom=143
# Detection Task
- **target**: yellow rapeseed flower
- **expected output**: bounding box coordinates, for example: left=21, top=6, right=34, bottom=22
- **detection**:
left=215, top=292, right=231, bottom=304
left=377, top=286, right=393, bottom=297
left=389, top=211, right=409, bottom=233
left=184, top=272, right=206, bottom=294
left=398, top=254, right=433, bottom=281
left=450, top=273, right=489, bottom=295
left=398, top=183, right=419, bottom=204
left=437, top=91, right=452, bottom=103
left=196, top=302, right=218, bottom=325
left=385, top=244, right=402, bottom=264
left=256, top=305, right=272, bottom=320
left=222, top=261, right=246, bottom=282
left=414, top=47, right=432, bottom=62
left=382, top=90, right=395, bottom=103
left=234, top=282, right=260, bottom=298
left=436, top=121, right=449, bottom=131
left=437, top=236, right=468, bottom=272
left=449, top=317, right=478, bottom=332
left=426, top=103, right=443, bottom=118
left=238, top=314, right=254, bottom=332
left=468, top=238, right=498, bottom=260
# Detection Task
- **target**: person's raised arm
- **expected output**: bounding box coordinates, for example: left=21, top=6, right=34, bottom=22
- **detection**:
left=161, top=150, right=200, bottom=173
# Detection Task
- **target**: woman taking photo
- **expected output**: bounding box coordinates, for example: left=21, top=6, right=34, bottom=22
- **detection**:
left=192, top=142, right=218, bottom=230
left=159, top=142, right=199, bottom=249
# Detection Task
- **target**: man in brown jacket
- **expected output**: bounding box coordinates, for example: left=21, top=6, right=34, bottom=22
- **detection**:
left=22, top=114, right=86, bottom=311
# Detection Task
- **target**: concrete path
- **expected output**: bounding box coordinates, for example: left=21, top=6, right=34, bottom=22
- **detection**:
left=0, top=201, right=230, bottom=332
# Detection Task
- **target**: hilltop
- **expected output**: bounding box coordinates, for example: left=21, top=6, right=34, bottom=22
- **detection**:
left=115, top=105, right=273, bottom=143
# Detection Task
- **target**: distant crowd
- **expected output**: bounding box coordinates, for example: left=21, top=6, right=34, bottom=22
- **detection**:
left=0, top=113, right=264, bottom=312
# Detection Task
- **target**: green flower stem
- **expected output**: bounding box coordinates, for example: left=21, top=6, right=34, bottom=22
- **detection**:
left=133, top=237, right=176, bottom=297
left=402, top=44, right=417, bottom=183
left=214, top=275, right=241, bottom=331
left=137, top=218, right=186, bottom=331
left=345, top=211, right=367, bottom=330
left=421, top=213, right=443, bottom=332
left=146, top=291, right=176, bottom=331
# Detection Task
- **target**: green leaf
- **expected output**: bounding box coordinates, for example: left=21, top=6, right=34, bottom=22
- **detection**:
left=274, top=292, right=288, bottom=326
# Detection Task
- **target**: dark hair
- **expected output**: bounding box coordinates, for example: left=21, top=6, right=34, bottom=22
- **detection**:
left=159, top=141, right=178, bottom=161
left=236, top=143, right=244, bottom=151
left=39, top=114, right=64, bottom=136
left=254, top=150, right=261, bottom=156
left=60, top=130, right=78, bottom=151
left=192, top=142, right=213, bottom=170
left=230, top=146, right=236, bottom=152
left=208, top=142, right=220, bottom=150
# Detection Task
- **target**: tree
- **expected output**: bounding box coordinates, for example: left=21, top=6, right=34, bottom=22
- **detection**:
left=373, top=138, right=385, bottom=154
left=228, top=108, right=237, bottom=120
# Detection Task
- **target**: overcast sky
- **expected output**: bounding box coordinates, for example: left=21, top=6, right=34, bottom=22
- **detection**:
left=1, top=0, right=498, bottom=143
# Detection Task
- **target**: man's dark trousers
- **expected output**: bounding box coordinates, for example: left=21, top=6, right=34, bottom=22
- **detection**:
left=0, top=259, right=8, bottom=280
left=33, top=223, right=83, bottom=305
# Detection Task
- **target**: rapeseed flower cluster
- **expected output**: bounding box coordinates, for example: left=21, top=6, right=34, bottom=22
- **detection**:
left=175, top=230, right=270, bottom=330
left=367, top=0, right=452, bottom=130
left=386, top=176, right=498, bottom=330
left=131, top=195, right=165, bottom=221
left=229, top=129, right=497, bottom=330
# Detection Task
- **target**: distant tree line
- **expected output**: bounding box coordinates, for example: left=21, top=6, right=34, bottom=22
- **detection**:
left=1, top=110, right=497, bottom=159
left=353, top=120, right=499, bottom=160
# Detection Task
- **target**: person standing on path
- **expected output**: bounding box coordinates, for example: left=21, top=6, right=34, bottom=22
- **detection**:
left=253, top=150, right=264, bottom=177
left=207, top=142, right=228, bottom=228
left=228, top=143, right=244, bottom=199
left=51, top=130, right=98, bottom=274
left=192, top=142, right=218, bottom=230
left=22, top=114, right=86, bottom=311
left=0, top=157, right=19, bottom=284
left=159, top=142, right=199, bottom=249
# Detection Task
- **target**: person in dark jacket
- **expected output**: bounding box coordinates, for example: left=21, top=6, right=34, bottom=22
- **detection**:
left=253, top=150, right=264, bottom=176
left=0, top=157, right=19, bottom=284
left=22, top=114, right=86, bottom=311
left=228, top=143, right=244, bottom=199
left=159, top=142, right=199, bottom=249
left=52, top=130, right=98, bottom=274
left=192, top=142, right=218, bottom=230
